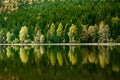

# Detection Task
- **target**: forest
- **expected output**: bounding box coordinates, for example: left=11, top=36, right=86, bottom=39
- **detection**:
left=0, top=0, right=120, bottom=43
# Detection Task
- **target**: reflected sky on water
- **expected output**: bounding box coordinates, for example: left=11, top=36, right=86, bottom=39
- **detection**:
left=0, top=45, right=120, bottom=80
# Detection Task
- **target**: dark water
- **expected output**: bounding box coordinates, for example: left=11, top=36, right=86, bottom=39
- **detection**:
left=0, top=45, right=120, bottom=80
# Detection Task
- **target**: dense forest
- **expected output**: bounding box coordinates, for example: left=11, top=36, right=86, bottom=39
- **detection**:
left=0, top=0, right=120, bottom=43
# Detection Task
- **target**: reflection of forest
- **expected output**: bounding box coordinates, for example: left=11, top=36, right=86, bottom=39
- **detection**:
left=0, top=46, right=120, bottom=80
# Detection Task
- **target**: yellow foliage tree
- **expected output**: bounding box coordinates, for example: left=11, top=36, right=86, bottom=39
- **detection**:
left=19, top=26, right=28, bottom=42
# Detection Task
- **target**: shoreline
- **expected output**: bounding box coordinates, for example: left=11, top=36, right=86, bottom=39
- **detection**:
left=0, top=43, right=120, bottom=46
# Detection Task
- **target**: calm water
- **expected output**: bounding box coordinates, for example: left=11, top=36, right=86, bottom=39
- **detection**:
left=0, top=45, right=120, bottom=80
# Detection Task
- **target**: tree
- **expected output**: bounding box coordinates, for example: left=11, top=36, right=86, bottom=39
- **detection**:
left=6, top=32, right=15, bottom=43
left=19, top=26, right=28, bottom=42
left=111, top=16, right=120, bottom=39
left=56, top=23, right=63, bottom=42
left=98, top=21, right=110, bottom=43
left=35, top=30, right=41, bottom=43
left=68, top=24, right=78, bottom=43
left=40, top=34, right=45, bottom=43
left=35, top=30, right=45, bottom=43
left=80, top=25, right=88, bottom=42
left=0, top=30, right=5, bottom=43
left=87, top=25, right=98, bottom=42
left=48, top=23, right=58, bottom=42
left=50, top=23, right=56, bottom=38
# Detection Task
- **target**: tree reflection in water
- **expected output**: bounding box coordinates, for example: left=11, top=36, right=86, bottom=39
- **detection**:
left=57, top=49, right=63, bottom=66
left=0, top=46, right=5, bottom=60
left=98, top=46, right=110, bottom=68
left=68, top=46, right=78, bottom=65
left=81, top=46, right=98, bottom=64
left=19, top=47, right=29, bottom=64
left=6, top=46, right=14, bottom=58
left=0, top=45, right=120, bottom=80
left=34, top=46, right=44, bottom=63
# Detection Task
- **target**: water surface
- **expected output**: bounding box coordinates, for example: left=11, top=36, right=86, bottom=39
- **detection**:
left=0, top=45, right=120, bottom=80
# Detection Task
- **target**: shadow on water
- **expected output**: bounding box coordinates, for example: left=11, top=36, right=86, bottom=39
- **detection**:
left=0, top=45, right=120, bottom=80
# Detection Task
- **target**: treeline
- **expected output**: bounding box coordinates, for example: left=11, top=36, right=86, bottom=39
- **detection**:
left=0, top=0, right=120, bottom=43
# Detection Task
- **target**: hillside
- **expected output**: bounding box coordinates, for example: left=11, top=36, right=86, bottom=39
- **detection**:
left=0, top=0, right=120, bottom=43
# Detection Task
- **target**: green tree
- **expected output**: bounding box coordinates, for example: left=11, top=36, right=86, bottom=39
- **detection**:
left=68, top=24, right=78, bottom=43
left=19, top=26, right=28, bottom=42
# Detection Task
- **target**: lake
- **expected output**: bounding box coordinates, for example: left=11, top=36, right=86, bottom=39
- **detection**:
left=0, top=45, right=120, bottom=80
